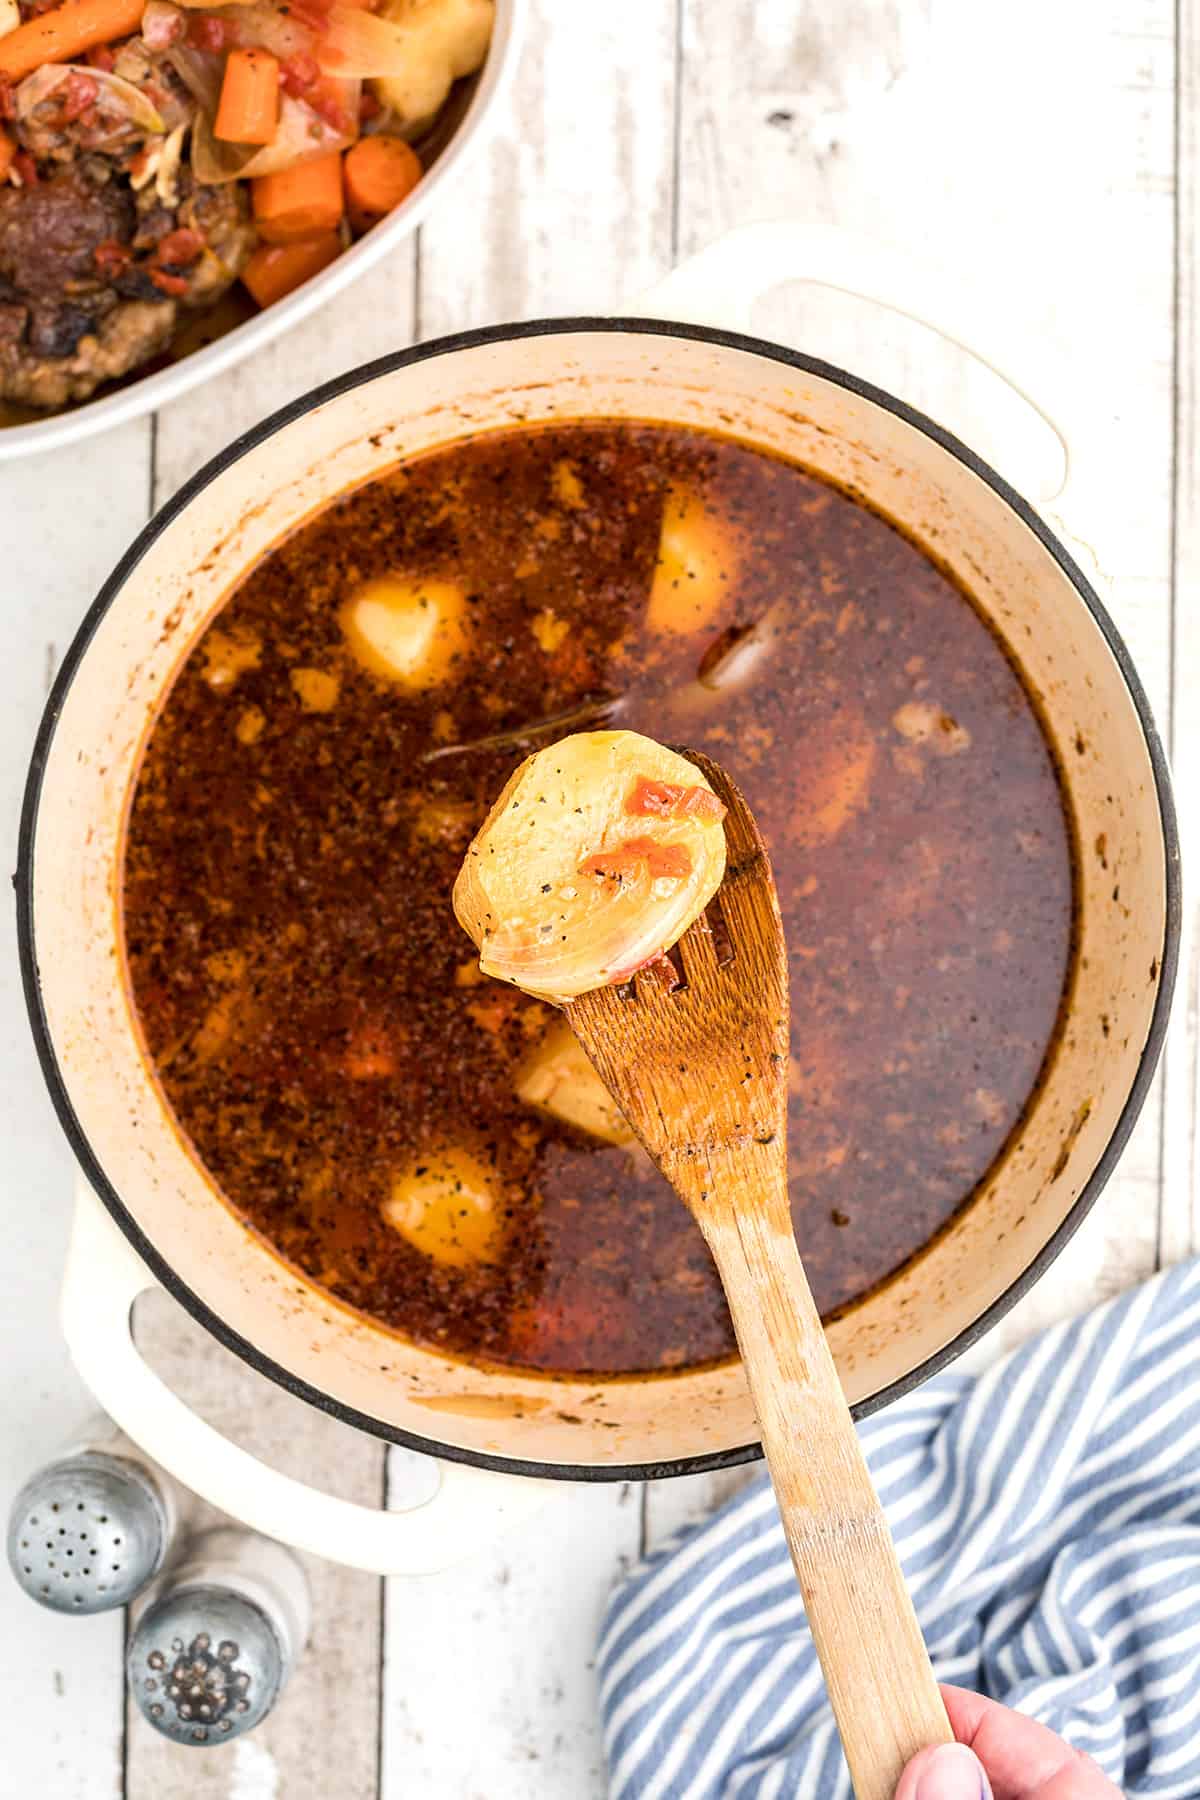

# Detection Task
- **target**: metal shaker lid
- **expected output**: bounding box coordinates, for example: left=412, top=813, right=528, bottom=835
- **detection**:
left=7, top=1451, right=166, bottom=1614
left=128, top=1585, right=284, bottom=1747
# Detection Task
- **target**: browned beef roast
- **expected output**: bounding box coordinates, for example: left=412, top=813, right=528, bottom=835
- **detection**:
left=0, top=90, right=255, bottom=409
left=0, top=163, right=132, bottom=305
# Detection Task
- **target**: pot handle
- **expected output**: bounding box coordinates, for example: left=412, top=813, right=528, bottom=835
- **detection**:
left=625, top=221, right=1081, bottom=517
left=60, top=1180, right=556, bottom=1575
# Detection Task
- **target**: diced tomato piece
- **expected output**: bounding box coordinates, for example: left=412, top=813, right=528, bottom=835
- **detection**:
left=645, top=841, right=693, bottom=879
left=507, top=1288, right=623, bottom=1368
left=279, top=48, right=319, bottom=95
left=93, top=237, right=132, bottom=275
left=284, top=0, right=329, bottom=33
left=61, top=70, right=98, bottom=121
left=149, top=267, right=189, bottom=296
left=155, top=227, right=204, bottom=267
left=580, top=836, right=693, bottom=883
left=626, top=776, right=685, bottom=817
left=678, top=787, right=725, bottom=820
left=86, top=44, right=116, bottom=69
left=13, top=150, right=38, bottom=185
left=638, top=949, right=683, bottom=994
left=304, top=76, right=348, bottom=132
left=466, top=989, right=525, bottom=1037
left=625, top=775, right=725, bottom=822
left=187, top=13, right=234, bottom=51
left=343, top=1023, right=397, bottom=1079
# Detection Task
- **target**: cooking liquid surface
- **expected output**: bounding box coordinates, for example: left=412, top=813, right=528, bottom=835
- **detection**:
left=123, top=422, right=1074, bottom=1375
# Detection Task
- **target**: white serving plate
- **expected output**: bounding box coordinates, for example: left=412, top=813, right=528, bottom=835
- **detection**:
left=0, top=0, right=524, bottom=462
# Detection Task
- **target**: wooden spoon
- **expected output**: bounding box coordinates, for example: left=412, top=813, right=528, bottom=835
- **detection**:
left=566, top=752, right=953, bottom=1800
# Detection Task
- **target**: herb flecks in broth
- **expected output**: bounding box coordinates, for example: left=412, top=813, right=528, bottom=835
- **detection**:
left=122, top=422, right=1074, bottom=1376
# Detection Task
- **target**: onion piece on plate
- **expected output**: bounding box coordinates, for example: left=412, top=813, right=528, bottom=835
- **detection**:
left=453, top=729, right=728, bottom=1002
left=192, top=82, right=357, bottom=180
left=165, top=38, right=224, bottom=112
left=16, top=62, right=167, bottom=134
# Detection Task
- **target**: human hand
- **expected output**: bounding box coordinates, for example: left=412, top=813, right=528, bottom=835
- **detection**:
left=893, top=1685, right=1124, bottom=1799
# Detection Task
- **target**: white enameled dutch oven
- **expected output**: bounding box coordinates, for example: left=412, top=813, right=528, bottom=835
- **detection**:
left=0, top=0, right=524, bottom=463
left=19, top=224, right=1180, bottom=1573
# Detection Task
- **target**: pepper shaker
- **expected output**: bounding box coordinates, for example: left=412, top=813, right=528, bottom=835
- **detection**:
left=127, top=1527, right=311, bottom=1747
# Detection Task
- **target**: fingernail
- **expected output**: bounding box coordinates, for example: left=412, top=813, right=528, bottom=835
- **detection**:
left=913, top=1742, right=991, bottom=1800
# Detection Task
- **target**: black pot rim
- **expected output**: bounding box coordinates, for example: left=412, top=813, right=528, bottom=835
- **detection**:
left=17, top=315, right=1182, bottom=1485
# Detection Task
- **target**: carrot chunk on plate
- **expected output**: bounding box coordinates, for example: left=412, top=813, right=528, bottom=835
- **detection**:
left=343, top=134, right=421, bottom=234
left=242, top=232, right=341, bottom=308
left=214, top=47, right=280, bottom=146
left=0, top=0, right=144, bottom=82
left=252, top=152, right=345, bottom=244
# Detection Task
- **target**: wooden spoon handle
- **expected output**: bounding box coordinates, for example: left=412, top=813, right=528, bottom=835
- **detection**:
left=703, top=1198, right=954, bottom=1800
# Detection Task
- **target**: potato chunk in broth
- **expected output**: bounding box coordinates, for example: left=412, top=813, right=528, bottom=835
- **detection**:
left=122, top=421, right=1074, bottom=1376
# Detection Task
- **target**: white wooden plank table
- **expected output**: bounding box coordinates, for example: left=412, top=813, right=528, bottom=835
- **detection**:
left=0, top=1, right=1191, bottom=1793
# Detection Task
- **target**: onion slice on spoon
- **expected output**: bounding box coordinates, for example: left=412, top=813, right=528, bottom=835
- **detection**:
left=453, top=730, right=727, bottom=1002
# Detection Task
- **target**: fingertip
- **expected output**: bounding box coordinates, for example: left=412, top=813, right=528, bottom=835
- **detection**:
left=894, top=1741, right=991, bottom=1800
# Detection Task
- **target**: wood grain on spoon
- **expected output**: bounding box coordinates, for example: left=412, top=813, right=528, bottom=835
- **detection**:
left=566, top=752, right=953, bottom=1800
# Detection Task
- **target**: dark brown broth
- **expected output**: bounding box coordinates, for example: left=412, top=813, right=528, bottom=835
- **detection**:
left=122, top=421, right=1074, bottom=1375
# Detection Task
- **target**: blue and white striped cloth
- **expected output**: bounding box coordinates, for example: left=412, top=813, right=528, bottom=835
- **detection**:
left=599, top=1259, right=1200, bottom=1799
